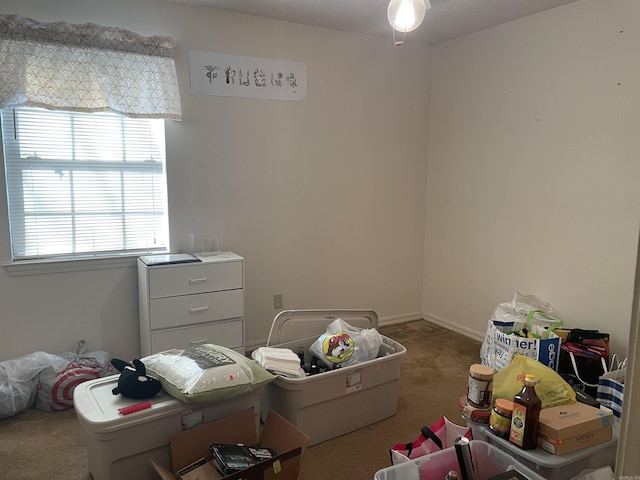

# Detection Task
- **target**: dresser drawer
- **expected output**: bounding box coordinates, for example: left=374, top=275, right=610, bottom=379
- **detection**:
left=149, top=289, right=243, bottom=330
left=149, top=320, right=243, bottom=353
left=148, top=261, right=243, bottom=299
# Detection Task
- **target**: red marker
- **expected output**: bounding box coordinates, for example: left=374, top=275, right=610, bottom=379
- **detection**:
left=118, top=401, right=152, bottom=415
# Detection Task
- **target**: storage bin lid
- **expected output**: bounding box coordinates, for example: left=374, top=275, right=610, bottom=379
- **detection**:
left=266, top=309, right=378, bottom=346
left=73, top=375, right=186, bottom=433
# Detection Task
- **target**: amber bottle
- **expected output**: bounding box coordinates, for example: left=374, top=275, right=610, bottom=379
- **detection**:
left=509, top=374, right=541, bottom=449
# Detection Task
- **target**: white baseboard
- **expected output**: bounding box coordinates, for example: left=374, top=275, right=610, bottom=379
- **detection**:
left=378, top=311, right=424, bottom=326
left=422, top=311, right=485, bottom=343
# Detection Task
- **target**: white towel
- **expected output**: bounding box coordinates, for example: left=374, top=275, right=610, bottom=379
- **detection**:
left=251, top=347, right=304, bottom=377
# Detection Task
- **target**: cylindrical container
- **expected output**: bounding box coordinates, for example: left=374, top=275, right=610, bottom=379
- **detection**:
left=467, top=364, right=494, bottom=409
left=458, top=395, right=491, bottom=424
left=489, top=398, right=513, bottom=438
left=445, top=471, right=460, bottom=480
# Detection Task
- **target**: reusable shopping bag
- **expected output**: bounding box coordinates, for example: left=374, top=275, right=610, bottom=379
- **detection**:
left=389, top=416, right=472, bottom=465
left=597, top=356, right=626, bottom=421
left=481, top=294, right=563, bottom=372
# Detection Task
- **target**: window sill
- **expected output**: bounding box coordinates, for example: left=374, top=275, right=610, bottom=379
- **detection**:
left=3, top=254, right=140, bottom=276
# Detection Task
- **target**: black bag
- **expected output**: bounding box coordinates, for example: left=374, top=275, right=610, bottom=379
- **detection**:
left=557, top=329, right=609, bottom=397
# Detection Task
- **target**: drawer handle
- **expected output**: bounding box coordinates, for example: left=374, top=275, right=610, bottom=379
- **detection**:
left=189, top=305, right=209, bottom=314
left=188, top=277, right=208, bottom=284
left=190, top=338, right=208, bottom=346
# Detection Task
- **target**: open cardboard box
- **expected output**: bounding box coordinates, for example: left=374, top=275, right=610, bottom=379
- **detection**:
left=152, top=407, right=310, bottom=480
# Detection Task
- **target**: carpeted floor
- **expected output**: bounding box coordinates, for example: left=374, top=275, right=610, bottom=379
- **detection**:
left=0, top=319, right=481, bottom=480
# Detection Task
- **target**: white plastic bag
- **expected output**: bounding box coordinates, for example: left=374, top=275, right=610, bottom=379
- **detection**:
left=309, top=318, right=383, bottom=369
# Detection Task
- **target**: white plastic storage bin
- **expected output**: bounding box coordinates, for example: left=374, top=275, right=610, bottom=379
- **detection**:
left=73, top=375, right=261, bottom=480
left=481, top=425, right=618, bottom=480
left=374, top=440, right=546, bottom=480
left=260, top=309, right=407, bottom=446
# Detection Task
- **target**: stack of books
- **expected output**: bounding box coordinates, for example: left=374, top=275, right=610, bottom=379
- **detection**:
left=251, top=347, right=304, bottom=377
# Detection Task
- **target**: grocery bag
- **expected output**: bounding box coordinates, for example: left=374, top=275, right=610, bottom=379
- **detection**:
left=481, top=307, right=563, bottom=372
left=492, top=354, right=576, bottom=408
left=596, top=357, right=626, bottom=421
left=389, top=416, right=472, bottom=465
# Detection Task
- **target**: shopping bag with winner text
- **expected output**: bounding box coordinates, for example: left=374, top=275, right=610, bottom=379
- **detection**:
left=481, top=293, right=563, bottom=371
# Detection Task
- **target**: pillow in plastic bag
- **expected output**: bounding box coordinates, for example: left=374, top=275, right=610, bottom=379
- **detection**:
left=309, top=318, right=383, bottom=369
left=142, top=344, right=275, bottom=403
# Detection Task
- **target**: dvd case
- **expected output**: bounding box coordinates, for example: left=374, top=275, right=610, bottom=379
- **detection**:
left=209, top=443, right=277, bottom=476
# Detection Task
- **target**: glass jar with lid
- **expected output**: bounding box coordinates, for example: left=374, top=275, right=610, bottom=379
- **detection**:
left=489, top=398, right=513, bottom=438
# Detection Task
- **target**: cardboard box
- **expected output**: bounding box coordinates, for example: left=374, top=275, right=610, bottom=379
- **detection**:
left=537, top=402, right=613, bottom=440
left=176, top=458, right=218, bottom=480
left=152, top=407, right=310, bottom=480
left=537, top=426, right=613, bottom=455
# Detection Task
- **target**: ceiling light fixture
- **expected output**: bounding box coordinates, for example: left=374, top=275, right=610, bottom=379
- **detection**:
left=387, top=0, right=431, bottom=46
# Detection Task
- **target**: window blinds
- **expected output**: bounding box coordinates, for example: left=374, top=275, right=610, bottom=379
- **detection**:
left=1, top=108, right=169, bottom=260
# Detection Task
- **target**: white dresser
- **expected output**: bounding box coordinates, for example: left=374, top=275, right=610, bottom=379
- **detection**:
left=138, top=252, right=244, bottom=356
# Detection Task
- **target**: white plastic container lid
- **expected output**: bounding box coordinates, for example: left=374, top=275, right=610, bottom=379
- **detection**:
left=266, top=309, right=378, bottom=346
left=73, top=375, right=186, bottom=433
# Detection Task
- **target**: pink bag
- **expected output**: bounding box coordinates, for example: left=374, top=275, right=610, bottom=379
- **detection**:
left=390, top=416, right=472, bottom=465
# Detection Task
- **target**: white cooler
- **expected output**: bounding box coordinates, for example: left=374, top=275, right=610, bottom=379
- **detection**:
left=260, top=309, right=407, bottom=446
left=73, top=375, right=261, bottom=480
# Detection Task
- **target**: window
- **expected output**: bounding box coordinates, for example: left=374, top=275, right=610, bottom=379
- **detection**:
left=1, top=108, right=169, bottom=261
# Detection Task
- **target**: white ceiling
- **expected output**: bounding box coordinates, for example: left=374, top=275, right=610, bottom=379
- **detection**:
left=168, top=0, right=581, bottom=45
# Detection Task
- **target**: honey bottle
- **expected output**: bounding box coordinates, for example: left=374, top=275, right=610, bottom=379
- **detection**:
left=509, top=374, right=541, bottom=449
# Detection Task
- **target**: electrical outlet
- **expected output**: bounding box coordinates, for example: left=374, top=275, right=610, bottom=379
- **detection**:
left=273, top=294, right=283, bottom=309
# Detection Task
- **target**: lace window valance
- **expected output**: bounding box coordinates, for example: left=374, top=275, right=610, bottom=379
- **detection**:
left=0, top=14, right=182, bottom=119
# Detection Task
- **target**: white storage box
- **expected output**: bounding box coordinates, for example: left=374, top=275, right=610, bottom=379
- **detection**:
left=374, top=440, right=545, bottom=480
left=259, top=309, right=406, bottom=446
left=73, top=375, right=261, bottom=480
left=481, top=425, right=618, bottom=480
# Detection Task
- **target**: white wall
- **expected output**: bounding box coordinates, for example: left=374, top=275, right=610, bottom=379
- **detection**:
left=3, top=0, right=638, bottom=365
left=0, top=0, right=431, bottom=360
left=423, top=0, right=640, bottom=359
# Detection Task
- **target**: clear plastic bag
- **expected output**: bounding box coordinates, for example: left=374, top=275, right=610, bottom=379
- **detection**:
left=59, top=340, right=113, bottom=377
left=0, top=352, right=66, bottom=418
